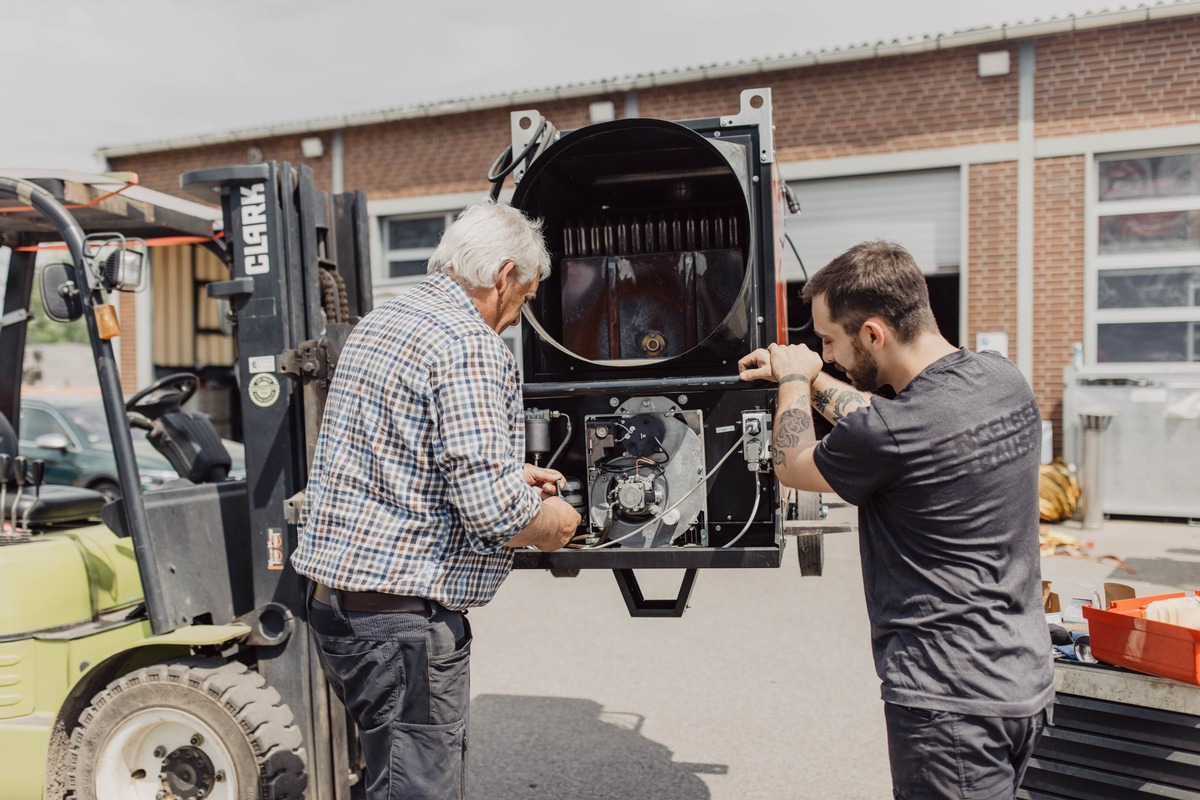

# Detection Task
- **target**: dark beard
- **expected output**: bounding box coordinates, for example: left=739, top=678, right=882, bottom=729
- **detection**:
left=845, top=336, right=880, bottom=392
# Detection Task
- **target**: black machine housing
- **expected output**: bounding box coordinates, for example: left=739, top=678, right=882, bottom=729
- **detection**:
left=507, top=89, right=820, bottom=609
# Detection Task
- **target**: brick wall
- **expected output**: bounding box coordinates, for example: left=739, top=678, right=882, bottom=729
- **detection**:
left=967, top=160, right=1019, bottom=352
left=117, top=291, right=138, bottom=396
left=1032, top=156, right=1086, bottom=453
left=1037, top=18, right=1200, bottom=139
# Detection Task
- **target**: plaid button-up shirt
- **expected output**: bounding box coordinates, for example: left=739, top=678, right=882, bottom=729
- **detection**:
left=292, top=272, right=540, bottom=609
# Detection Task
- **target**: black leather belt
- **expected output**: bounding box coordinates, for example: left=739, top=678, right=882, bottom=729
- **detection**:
left=312, top=583, right=431, bottom=613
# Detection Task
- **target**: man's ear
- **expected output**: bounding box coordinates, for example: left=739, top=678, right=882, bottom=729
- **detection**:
left=861, top=319, right=887, bottom=352
left=495, top=260, right=517, bottom=294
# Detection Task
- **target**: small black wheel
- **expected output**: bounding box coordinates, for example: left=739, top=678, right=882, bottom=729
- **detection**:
left=87, top=479, right=121, bottom=504
left=66, top=657, right=307, bottom=800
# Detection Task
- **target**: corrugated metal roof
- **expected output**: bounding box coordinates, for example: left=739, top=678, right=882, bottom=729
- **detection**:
left=98, top=0, right=1200, bottom=159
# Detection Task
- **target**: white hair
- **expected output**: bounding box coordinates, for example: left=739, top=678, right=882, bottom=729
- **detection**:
left=427, top=202, right=551, bottom=290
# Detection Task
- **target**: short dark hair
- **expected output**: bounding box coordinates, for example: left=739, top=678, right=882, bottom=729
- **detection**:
left=801, top=241, right=937, bottom=343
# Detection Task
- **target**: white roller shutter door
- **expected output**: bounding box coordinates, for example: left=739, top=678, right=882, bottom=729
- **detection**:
left=784, top=169, right=960, bottom=280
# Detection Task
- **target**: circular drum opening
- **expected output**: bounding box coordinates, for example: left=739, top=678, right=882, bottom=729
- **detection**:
left=512, top=119, right=753, bottom=367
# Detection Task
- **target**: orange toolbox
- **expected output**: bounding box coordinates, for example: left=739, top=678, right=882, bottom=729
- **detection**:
left=1082, top=591, right=1200, bottom=686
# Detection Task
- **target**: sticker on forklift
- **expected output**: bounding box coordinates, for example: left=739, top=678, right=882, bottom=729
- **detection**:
left=248, top=373, right=281, bottom=408
left=266, top=528, right=285, bottom=570
left=248, top=355, right=276, bottom=374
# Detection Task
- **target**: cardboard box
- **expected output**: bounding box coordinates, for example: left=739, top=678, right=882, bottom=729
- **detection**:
left=1042, top=581, right=1061, bottom=614
left=1082, top=591, right=1200, bottom=686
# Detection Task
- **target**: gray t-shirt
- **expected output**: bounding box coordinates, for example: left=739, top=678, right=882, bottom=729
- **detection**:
left=813, top=348, right=1054, bottom=717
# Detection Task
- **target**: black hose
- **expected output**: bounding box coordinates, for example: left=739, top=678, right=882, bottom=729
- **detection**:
left=487, top=118, right=549, bottom=201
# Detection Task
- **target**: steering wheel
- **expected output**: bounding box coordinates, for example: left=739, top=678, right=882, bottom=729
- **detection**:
left=125, top=372, right=199, bottom=419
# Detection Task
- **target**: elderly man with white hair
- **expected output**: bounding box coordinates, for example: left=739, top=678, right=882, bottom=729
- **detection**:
left=294, top=202, right=580, bottom=800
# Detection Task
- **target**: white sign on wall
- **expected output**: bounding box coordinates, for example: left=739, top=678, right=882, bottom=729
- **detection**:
left=976, top=331, right=1009, bottom=359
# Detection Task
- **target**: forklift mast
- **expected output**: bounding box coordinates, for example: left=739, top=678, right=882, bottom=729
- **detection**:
left=181, top=162, right=372, bottom=799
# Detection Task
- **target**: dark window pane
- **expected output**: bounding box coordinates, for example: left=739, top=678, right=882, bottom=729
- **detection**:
left=1097, top=321, right=1189, bottom=362
left=63, top=406, right=109, bottom=443
left=386, top=218, right=444, bottom=250
left=1098, top=266, right=1200, bottom=309
left=1098, top=210, right=1200, bottom=255
left=1098, top=155, right=1200, bottom=201
left=388, top=260, right=427, bottom=279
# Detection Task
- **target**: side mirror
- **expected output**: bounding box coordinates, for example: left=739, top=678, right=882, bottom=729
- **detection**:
left=40, top=262, right=84, bottom=323
left=34, top=433, right=71, bottom=451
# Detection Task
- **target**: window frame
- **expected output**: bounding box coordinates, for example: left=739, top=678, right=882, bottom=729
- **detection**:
left=378, top=211, right=458, bottom=285
left=1087, top=146, right=1200, bottom=367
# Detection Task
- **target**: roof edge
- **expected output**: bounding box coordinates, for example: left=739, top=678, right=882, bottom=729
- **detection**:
left=97, top=0, right=1200, bottom=159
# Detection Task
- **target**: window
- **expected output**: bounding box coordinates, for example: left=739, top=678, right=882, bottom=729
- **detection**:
left=1092, top=150, right=1200, bottom=364
left=784, top=169, right=962, bottom=345
left=379, top=212, right=457, bottom=282
left=18, top=406, right=69, bottom=444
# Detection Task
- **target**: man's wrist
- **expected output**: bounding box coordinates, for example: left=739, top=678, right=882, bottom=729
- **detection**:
left=778, top=373, right=810, bottom=386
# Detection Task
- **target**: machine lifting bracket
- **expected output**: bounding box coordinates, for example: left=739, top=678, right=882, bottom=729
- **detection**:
left=613, top=568, right=699, bottom=618
left=278, top=339, right=330, bottom=384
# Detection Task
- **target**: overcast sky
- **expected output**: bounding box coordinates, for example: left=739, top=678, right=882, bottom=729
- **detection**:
left=3, top=0, right=1130, bottom=172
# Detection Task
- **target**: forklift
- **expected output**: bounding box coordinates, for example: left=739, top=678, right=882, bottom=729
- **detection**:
left=0, top=166, right=370, bottom=799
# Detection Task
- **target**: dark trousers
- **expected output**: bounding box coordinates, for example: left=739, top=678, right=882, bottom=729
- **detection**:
left=884, top=702, right=1050, bottom=800
left=309, top=594, right=471, bottom=800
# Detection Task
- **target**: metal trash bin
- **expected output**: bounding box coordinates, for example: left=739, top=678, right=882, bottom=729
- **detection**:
left=1079, top=411, right=1114, bottom=529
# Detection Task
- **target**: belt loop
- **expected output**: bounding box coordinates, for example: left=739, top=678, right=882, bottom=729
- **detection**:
left=329, top=585, right=346, bottom=620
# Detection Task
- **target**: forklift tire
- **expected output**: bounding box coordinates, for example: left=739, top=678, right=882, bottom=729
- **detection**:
left=65, top=656, right=307, bottom=800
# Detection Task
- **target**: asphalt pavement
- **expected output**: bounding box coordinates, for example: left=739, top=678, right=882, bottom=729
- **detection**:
left=466, top=509, right=1199, bottom=800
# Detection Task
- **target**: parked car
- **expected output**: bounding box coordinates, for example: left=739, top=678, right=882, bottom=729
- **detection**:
left=18, top=395, right=245, bottom=501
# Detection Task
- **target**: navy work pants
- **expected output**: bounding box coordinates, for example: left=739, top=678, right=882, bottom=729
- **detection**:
left=885, top=702, right=1051, bottom=800
left=309, top=593, right=471, bottom=800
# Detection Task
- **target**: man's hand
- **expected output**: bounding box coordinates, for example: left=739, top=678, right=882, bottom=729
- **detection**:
left=505, top=496, right=581, bottom=551
left=524, top=464, right=566, bottom=500
left=738, top=343, right=823, bottom=384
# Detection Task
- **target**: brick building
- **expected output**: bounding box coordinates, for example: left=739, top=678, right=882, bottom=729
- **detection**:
left=101, top=2, right=1200, bottom=462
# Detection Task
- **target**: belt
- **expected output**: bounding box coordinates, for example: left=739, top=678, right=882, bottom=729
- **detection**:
left=312, top=583, right=431, bottom=613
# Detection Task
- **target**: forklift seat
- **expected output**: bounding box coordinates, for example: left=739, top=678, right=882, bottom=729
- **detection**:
left=0, top=411, right=15, bottom=458
left=149, top=410, right=232, bottom=484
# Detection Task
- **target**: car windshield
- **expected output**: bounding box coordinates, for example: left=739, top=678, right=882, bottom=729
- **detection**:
left=62, top=403, right=147, bottom=443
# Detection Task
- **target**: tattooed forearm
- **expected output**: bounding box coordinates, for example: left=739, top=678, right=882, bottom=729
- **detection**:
left=831, top=389, right=868, bottom=422
left=773, top=406, right=813, bottom=469
left=812, top=387, right=836, bottom=416
left=811, top=371, right=871, bottom=424
left=774, top=374, right=812, bottom=468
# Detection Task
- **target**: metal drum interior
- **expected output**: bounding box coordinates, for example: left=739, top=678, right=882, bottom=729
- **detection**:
left=512, top=119, right=753, bottom=368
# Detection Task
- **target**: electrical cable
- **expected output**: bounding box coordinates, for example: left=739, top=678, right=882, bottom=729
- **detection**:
left=784, top=231, right=809, bottom=282
left=586, top=431, right=748, bottom=550
left=784, top=231, right=814, bottom=337
left=721, top=470, right=762, bottom=548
